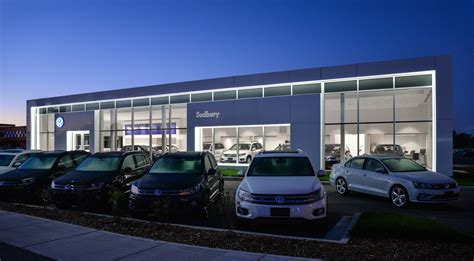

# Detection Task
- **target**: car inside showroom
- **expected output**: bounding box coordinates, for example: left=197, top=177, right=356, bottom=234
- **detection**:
left=26, top=56, right=453, bottom=176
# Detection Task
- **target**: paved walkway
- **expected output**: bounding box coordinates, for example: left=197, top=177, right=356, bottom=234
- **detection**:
left=0, top=210, right=318, bottom=261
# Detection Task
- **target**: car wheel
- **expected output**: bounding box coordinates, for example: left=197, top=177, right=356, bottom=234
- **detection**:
left=335, top=177, right=348, bottom=196
left=246, top=156, right=251, bottom=163
left=390, top=185, right=409, bottom=207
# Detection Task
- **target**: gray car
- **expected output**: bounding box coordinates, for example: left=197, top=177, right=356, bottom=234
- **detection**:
left=329, top=155, right=460, bottom=207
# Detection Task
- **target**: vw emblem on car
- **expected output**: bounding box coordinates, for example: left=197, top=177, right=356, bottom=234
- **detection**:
left=275, top=195, right=285, bottom=204
left=445, top=184, right=450, bottom=189
left=65, top=184, right=72, bottom=190
left=154, top=189, right=162, bottom=197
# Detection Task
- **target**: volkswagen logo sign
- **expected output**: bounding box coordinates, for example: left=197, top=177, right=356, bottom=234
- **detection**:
left=445, top=184, right=450, bottom=189
left=275, top=195, right=285, bottom=204
left=65, top=184, right=72, bottom=190
left=55, top=116, right=65, bottom=128
left=154, top=189, right=162, bottom=197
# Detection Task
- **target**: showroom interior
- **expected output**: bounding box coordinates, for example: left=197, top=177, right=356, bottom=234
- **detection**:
left=26, top=56, right=453, bottom=175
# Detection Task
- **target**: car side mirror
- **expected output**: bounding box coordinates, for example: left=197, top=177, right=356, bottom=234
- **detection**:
left=208, top=168, right=217, bottom=175
left=122, top=167, right=133, bottom=175
left=13, top=161, right=22, bottom=168
left=375, top=168, right=387, bottom=174
left=317, top=169, right=326, bottom=177
left=237, top=170, right=244, bottom=177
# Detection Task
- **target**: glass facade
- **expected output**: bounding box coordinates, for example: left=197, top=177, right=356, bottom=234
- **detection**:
left=32, top=72, right=434, bottom=169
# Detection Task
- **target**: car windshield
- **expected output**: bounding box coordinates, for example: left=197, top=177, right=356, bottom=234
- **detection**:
left=382, top=158, right=426, bottom=172
left=0, top=154, right=15, bottom=166
left=203, top=144, right=211, bottom=150
left=18, top=156, right=57, bottom=170
left=230, top=144, right=250, bottom=150
left=76, top=157, right=121, bottom=172
left=247, top=157, right=315, bottom=176
left=149, top=156, right=202, bottom=175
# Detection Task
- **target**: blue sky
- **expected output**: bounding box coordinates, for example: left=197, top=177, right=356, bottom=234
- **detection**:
left=1, top=0, right=473, bottom=133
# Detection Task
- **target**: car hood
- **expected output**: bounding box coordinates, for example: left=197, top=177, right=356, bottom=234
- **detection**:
left=223, top=150, right=248, bottom=155
left=0, top=169, right=51, bottom=182
left=136, top=173, right=203, bottom=190
left=54, top=171, right=116, bottom=186
left=391, top=171, right=456, bottom=184
left=239, top=176, right=322, bottom=194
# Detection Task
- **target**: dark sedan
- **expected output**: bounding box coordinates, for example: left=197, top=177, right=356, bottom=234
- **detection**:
left=0, top=151, right=89, bottom=202
left=51, top=151, right=151, bottom=209
left=129, top=152, right=224, bottom=218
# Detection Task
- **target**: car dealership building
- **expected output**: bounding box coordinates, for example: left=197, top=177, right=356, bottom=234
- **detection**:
left=26, top=56, right=453, bottom=175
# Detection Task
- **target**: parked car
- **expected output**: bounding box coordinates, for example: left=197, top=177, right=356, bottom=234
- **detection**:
left=203, top=143, right=226, bottom=159
left=325, top=144, right=352, bottom=168
left=153, top=144, right=179, bottom=154
left=221, top=141, right=263, bottom=163
left=0, top=150, right=43, bottom=175
left=129, top=152, right=224, bottom=217
left=274, top=143, right=291, bottom=151
left=235, top=150, right=327, bottom=222
left=0, top=151, right=89, bottom=202
left=330, top=155, right=460, bottom=207
left=372, top=144, right=404, bottom=157
left=121, top=145, right=160, bottom=160
left=51, top=151, right=151, bottom=209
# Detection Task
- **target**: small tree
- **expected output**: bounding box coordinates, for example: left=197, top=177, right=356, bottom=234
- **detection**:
left=108, top=187, right=129, bottom=220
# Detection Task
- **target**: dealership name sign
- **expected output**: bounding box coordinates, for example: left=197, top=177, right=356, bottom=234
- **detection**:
left=195, top=111, right=220, bottom=119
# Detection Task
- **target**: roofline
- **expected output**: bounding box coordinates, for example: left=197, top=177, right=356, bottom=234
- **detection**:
left=26, top=55, right=449, bottom=107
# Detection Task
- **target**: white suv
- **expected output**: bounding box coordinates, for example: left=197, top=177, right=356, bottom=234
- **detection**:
left=0, top=150, right=43, bottom=175
left=221, top=141, right=262, bottom=163
left=203, top=143, right=226, bottom=159
left=235, top=150, right=327, bottom=221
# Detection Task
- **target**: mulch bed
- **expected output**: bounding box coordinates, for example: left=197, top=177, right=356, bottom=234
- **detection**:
left=1, top=202, right=473, bottom=260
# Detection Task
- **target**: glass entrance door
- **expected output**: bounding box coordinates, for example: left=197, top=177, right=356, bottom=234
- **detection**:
left=67, top=131, right=90, bottom=152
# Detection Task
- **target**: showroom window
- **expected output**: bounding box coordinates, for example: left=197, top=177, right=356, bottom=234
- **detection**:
left=323, top=75, right=433, bottom=169
left=37, top=112, right=55, bottom=151
left=195, top=124, right=290, bottom=165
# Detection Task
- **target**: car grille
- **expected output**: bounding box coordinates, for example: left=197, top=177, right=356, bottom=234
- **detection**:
left=432, top=183, right=457, bottom=189
left=251, top=193, right=315, bottom=205
left=53, top=184, right=91, bottom=190
left=137, top=188, right=183, bottom=196
left=224, top=154, right=237, bottom=157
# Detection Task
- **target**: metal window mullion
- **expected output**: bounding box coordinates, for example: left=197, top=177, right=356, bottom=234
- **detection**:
left=149, top=105, right=152, bottom=159
left=356, top=80, right=360, bottom=156
left=168, top=105, right=172, bottom=149
left=392, top=77, right=396, bottom=156
left=131, top=107, right=135, bottom=149
left=236, top=127, right=239, bottom=164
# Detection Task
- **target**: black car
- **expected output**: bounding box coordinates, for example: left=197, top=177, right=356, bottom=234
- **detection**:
left=129, top=152, right=224, bottom=217
left=0, top=151, right=89, bottom=202
left=325, top=144, right=352, bottom=169
left=51, top=151, right=151, bottom=209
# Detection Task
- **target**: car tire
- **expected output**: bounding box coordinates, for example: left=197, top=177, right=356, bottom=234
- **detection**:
left=246, top=156, right=251, bottom=163
left=390, top=185, right=409, bottom=208
left=335, top=177, right=349, bottom=196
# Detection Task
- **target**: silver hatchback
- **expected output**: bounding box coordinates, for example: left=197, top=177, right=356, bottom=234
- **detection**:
left=329, top=155, right=460, bottom=207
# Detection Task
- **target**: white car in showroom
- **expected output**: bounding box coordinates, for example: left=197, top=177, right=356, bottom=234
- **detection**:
left=235, top=150, right=327, bottom=221
left=203, top=142, right=226, bottom=159
left=0, top=150, right=42, bottom=175
left=221, top=141, right=262, bottom=163
left=330, top=155, right=460, bottom=207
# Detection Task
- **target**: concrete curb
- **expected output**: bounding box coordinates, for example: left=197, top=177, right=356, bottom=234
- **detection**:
left=339, top=213, right=360, bottom=244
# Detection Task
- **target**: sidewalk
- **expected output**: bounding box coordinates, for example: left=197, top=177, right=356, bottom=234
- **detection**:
left=0, top=210, right=318, bottom=261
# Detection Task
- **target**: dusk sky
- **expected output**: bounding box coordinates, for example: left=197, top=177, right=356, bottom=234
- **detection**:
left=1, top=0, right=473, bottom=133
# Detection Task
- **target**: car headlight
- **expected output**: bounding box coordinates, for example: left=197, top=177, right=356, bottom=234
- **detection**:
left=237, top=188, right=253, bottom=202
left=21, top=177, right=34, bottom=185
left=131, top=184, right=139, bottom=195
left=307, top=188, right=325, bottom=202
left=51, top=180, right=56, bottom=189
left=88, top=182, right=106, bottom=190
left=179, top=184, right=200, bottom=195
left=413, top=182, right=434, bottom=189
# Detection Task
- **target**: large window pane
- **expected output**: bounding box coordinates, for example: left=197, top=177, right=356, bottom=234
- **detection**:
left=395, top=75, right=432, bottom=88
left=100, top=109, right=115, bottom=130
left=359, top=78, right=392, bottom=91
left=238, top=88, right=262, bottom=99
left=395, top=88, right=432, bottom=121
left=359, top=123, right=394, bottom=155
left=264, top=86, right=291, bottom=97
left=191, top=92, right=212, bottom=102
left=359, top=90, right=393, bottom=122
left=133, top=107, right=151, bottom=150
left=293, top=83, right=321, bottom=95
left=215, top=127, right=237, bottom=162
left=396, top=122, right=432, bottom=169
left=324, top=93, right=357, bottom=124
left=214, top=90, right=236, bottom=101
left=264, top=125, right=290, bottom=151
left=325, top=80, right=357, bottom=93
left=116, top=108, right=133, bottom=150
